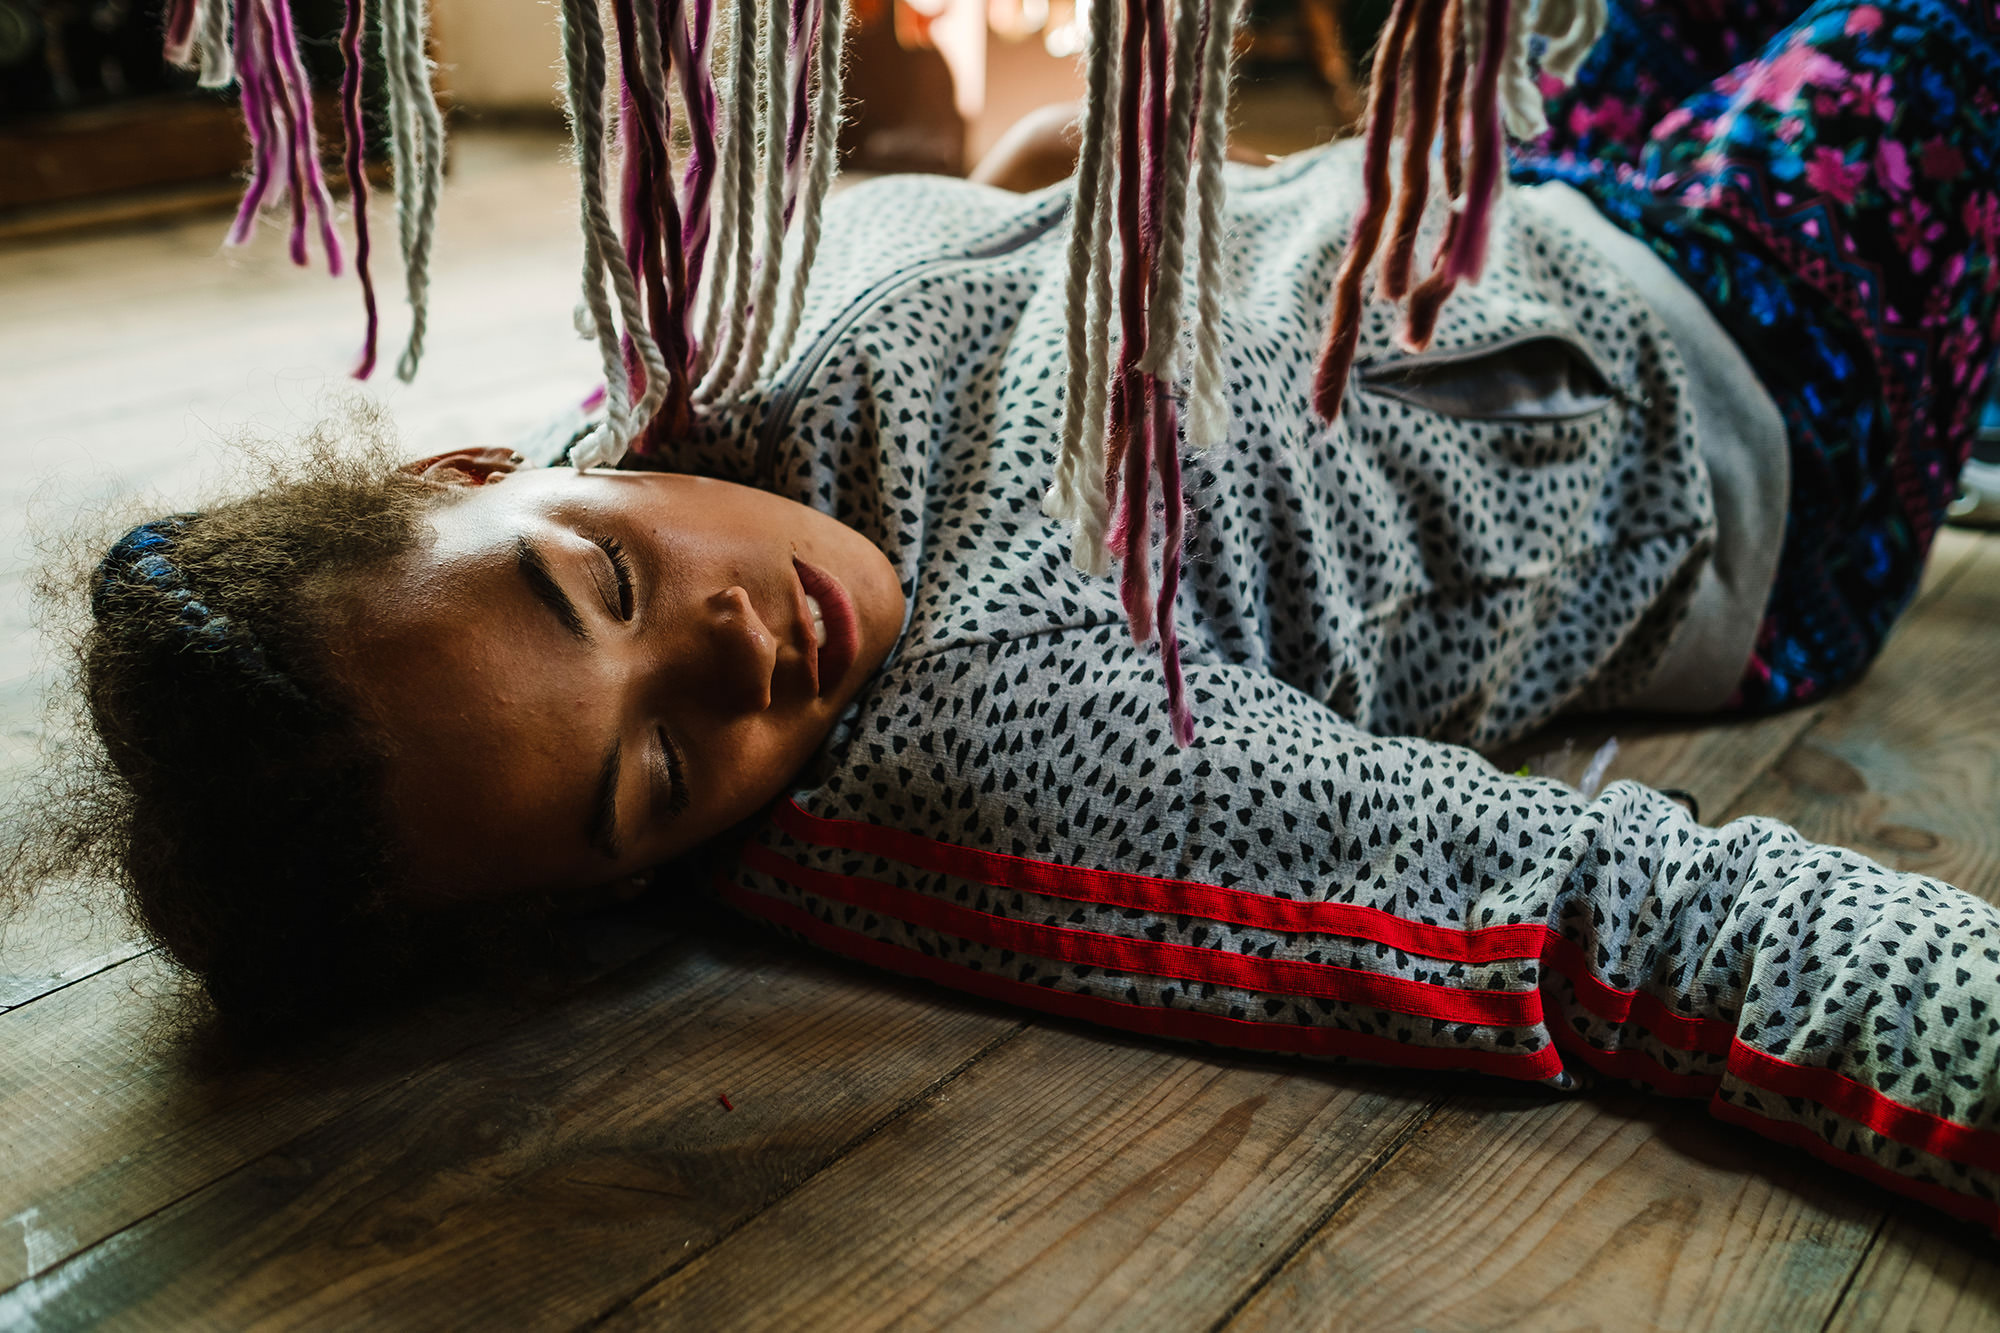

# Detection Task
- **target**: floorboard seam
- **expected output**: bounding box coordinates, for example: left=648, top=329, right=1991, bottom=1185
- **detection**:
left=0, top=934, right=700, bottom=1301
left=0, top=943, right=156, bottom=1016
left=574, top=1019, right=1033, bottom=1331
left=1205, top=1092, right=1453, bottom=1333
left=1818, top=1209, right=1891, bottom=1333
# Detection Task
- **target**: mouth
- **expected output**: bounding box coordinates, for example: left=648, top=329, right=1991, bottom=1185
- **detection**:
left=793, top=556, right=859, bottom=697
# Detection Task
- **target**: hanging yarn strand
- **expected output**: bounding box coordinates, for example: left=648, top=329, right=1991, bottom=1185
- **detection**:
left=1182, top=0, right=1241, bottom=451
left=195, top=0, right=235, bottom=86
left=1379, top=0, right=1449, bottom=302
left=1299, top=0, right=1607, bottom=421
left=338, top=0, right=380, bottom=378
left=610, top=0, right=686, bottom=439
left=1443, top=0, right=1513, bottom=286
left=724, top=0, right=799, bottom=396
left=673, top=0, right=722, bottom=358
left=1308, top=0, right=1418, bottom=421
left=164, top=0, right=199, bottom=66
left=560, top=0, right=670, bottom=469
left=560, top=0, right=635, bottom=445
left=764, top=0, right=846, bottom=377
left=695, top=0, right=762, bottom=401
left=693, top=0, right=744, bottom=383
left=167, top=0, right=1604, bottom=745
left=1045, top=0, right=1120, bottom=534
left=387, top=0, right=445, bottom=381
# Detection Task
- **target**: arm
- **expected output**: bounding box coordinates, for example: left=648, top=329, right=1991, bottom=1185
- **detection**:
left=968, top=102, right=1273, bottom=193
left=718, top=632, right=2000, bottom=1233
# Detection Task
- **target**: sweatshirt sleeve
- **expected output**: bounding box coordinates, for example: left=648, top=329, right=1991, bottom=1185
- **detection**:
left=715, top=629, right=2000, bottom=1232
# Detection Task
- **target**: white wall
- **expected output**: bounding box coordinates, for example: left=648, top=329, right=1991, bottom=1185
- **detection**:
left=431, top=0, right=567, bottom=111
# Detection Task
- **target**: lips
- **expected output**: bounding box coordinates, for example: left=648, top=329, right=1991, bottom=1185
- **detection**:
left=793, top=557, right=859, bottom=696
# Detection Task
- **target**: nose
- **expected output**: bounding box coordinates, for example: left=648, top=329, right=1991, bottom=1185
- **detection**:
left=695, top=585, right=776, bottom=713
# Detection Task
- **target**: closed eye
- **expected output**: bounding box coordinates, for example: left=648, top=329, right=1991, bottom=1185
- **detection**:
left=594, top=534, right=635, bottom=620
left=657, top=726, right=692, bottom=819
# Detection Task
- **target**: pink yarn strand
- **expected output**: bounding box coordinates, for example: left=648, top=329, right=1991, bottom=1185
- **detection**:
left=339, top=0, right=380, bottom=377
left=164, top=0, right=199, bottom=64
left=1310, top=0, right=1416, bottom=421
left=1445, top=0, right=1509, bottom=283
left=226, top=0, right=279, bottom=247
left=267, top=0, right=344, bottom=275
left=1151, top=388, right=1195, bottom=746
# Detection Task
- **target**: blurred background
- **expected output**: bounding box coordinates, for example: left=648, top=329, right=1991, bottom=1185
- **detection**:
left=0, top=0, right=1391, bottom=239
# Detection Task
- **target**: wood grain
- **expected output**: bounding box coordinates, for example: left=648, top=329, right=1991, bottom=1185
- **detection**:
left=1227, top=1089, right=1879, bottom=1333
left=0, top=936, right=1022, bottom=1328
left=1824, top=1204, right=2000, bottom=1332
left=1726, top=537, right=2000, bottom=904
left=0, top=878, right=148, bottom=1014
left=1224, top=532, right=2000, bottom=1332
left=612, top=1025, right=1445, bottom=1332
left=5, top=115, right=1997, bottom=1330
left=0, top=899, right=674, bottom=1294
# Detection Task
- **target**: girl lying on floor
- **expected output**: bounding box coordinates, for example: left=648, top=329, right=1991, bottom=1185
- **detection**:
left=14, top=0, right=2000, bottom=1234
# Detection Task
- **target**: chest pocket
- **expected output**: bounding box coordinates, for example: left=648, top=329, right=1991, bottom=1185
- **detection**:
left=1323, top=327, right=1649, bottom=606
left=1354, top=334, right=1622, bottom=423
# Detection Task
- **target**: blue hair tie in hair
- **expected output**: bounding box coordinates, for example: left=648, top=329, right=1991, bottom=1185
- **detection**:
left=93, top=513, right=306, bottom=702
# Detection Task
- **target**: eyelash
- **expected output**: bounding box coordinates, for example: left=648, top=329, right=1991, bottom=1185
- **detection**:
left=594, top=534, right=635, bottom=619
left=658, top=726, right=692, bottom=818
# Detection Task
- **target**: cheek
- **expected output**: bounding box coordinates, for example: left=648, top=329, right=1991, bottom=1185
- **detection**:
left=703, top=715, right=828, bottom=815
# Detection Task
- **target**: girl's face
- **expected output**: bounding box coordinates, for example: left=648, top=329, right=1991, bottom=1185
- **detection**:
left=330, top=453, right=905, bottom=903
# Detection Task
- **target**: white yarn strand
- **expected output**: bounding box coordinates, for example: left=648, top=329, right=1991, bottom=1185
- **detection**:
left=725, top=0, right=793, bottom=395
left=378, top=0, right=446, bottom=382
left=1497, top=0, right=1544, bottom=140
left=378, top=0, right=420, bottom=284
left=694, top=7, right=745, bottom=382
left=1068, top=40, right=1123, bottom=579
left=764, top=0, right=847, bottom=377
left=559, top=0, right=668, bottom=468
left=624, top=0, right=675, bottom=429
left=696, top=0, right=761, bottom=400
left=1137, top=0, right=1204, bottom=380
left=1537, top=0, right=1606, bottom=87
left=196, top=0, right=235, bottom=88
left=1069, top=146, right=1119, bottom=578
left=1184, top=0, right=1240, bottom=450
left=559, top=0, right=634, bottom=461
left=1046, top=0, right=1120, bottom=527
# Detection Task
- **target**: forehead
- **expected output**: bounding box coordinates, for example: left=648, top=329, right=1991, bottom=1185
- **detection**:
left=331, top=496, right=614, bottom=897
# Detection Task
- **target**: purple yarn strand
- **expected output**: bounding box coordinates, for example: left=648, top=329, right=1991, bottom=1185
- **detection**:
left=779, top=0, right=816, bottom=227
left=164, top=0, right=199, bottom=64
left=339, top=0, right=379, bottom=377
left=1447, top=0, right=1508, bottom=283
left=672, top=0, right=719, bottom=324
left=267, top=0, right=345, bottom=275
left=1151, top=388, right=1194, bottom=746
left=226, top=0, right=278, bottom=246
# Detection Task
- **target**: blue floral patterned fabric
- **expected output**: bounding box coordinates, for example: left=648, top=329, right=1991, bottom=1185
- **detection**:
left=1512, top=0, right=2000, bottom=707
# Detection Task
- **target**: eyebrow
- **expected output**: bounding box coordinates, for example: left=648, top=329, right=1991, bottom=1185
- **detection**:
left=588, top=739, right=623, bottom=861
left=515, top=536, right=589, bottom=641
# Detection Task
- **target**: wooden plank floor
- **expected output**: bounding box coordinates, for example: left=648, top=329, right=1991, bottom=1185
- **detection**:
left=4, top=126, right=1999, bottom=1331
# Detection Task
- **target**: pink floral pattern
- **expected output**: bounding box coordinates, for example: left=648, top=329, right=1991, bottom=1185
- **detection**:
left=1515, top=0, right=2000, bottom=707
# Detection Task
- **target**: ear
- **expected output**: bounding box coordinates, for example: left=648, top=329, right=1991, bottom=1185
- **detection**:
left=402, top=446, right=527, bottom=487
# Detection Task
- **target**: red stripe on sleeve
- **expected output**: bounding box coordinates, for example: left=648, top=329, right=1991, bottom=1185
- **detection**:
left=774, top=799, right=1548, bottom=964
left=742, top=842, right=1542, bottom=1029
left=1537, top=933, right=1732, bottom=1056
left=1709, top=1097, right=2000, bottom=1236
left=763, top=804, right=2000, bottom=1183
left=1725, top=1042, right=2000, bottom=1175
left=720, top=877, right=1565, bottom=1081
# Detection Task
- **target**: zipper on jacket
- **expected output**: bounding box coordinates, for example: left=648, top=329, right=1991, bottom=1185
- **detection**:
left=754, top=199, right=1072, bottom=485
